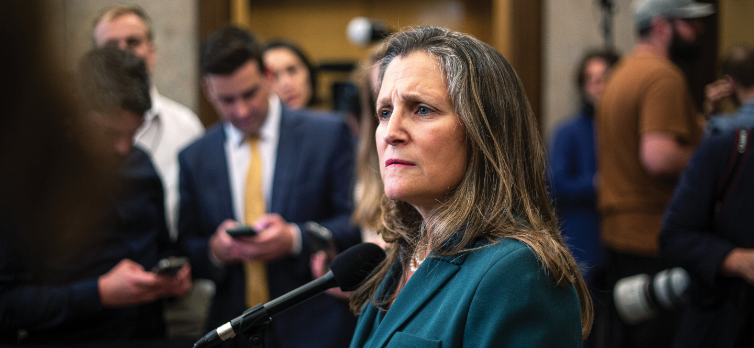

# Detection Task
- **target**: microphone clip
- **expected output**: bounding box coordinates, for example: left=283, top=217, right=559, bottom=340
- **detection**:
left=234, top=303, right=271, bottom=348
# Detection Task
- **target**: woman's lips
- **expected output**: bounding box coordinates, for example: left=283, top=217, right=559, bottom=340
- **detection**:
left=385, top=158, right=415, bottom=167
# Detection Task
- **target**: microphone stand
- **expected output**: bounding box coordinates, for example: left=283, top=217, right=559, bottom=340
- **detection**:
left=241, top=305, right=270, bottom=348
left=241, top=275, right=337, bottom=348
left=598, top=0, right=615, bottom=51
left=214, top=303, right=270, bottom=348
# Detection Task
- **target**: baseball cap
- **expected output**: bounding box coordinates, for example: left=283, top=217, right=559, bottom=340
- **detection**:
left=634, top=0, right=714, bottom=30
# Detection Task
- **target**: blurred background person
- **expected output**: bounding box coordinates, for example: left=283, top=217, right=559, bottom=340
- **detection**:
left=596, top=0, right=713, bottom=346
left=550, top=50, right=618, bottom=283
left=310, top=45, right=388, bottom=301
left=549, top=50, right=617, bottom=347
left=0, top=39, right=191, bottom=342
left=178, top=26, right=361, bottom=348
left=92, top=5, right=211, bottom=338
left=263, top=39, right=319, bottom=110
left=350, top=46, right=387, bottom=248
left=703, top=45, right=754, bottom=135
left=349, top=26, right=591, bottom=348
left=93, top=4, right=205, bottom=241
left=661, top=125, right=754, bottom=347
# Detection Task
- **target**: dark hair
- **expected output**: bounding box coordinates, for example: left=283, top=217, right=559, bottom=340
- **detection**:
left=722, top=45, right=754, bottom=88
left=264, top=39, right=319, bottom=106
left=576, top=50, right=619, bottom=89
left=201, top=26, right=264, bottom=76
left=2, top=1, right=119, bottom=272
left=350, top=26, right=593, bottom=340
left=575, top=50, right=619, bottom=105
left=77, top=46, right=151, bottom=116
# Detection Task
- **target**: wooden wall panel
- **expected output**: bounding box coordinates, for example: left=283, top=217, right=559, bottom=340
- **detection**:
left=227, top=0, right=540, bottom=123
left=198, top=0, right=231, bottom=126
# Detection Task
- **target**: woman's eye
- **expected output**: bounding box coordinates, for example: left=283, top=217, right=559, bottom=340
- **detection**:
left=418, top=106, right=430, bottom=115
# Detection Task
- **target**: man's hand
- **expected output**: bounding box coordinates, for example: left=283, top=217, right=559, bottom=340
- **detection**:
left=703, top=78, right=734, bottom=118
left=209, top=219, right=244, bottom=264
left=721, top=248, right=754, bottom=285
left=169, top=264, right=193, bottom=298
left=98, top=259, right=193, bottom=308
left=209, top=215, right=295, bottom=264
left=242, top=213, right=295, bottom=262
left=311, top=251, right=351, bottom=301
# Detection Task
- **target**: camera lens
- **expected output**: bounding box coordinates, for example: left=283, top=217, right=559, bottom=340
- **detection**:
left=613, top=267, right=689, bottom=325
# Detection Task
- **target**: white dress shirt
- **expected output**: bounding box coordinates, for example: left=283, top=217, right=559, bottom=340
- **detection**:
left=223, top=95, right=301, bottom=254
left=135, top=87, right=204, bottom=240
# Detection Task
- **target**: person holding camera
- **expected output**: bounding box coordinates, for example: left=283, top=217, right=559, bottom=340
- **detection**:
left=660, top=46, right=754, bottom=348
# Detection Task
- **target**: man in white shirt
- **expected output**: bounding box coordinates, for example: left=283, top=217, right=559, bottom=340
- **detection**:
left=92, top=4, right=204, bottom=239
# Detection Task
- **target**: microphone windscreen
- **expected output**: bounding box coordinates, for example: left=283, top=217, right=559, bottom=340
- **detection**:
left=329, top=243, right=386, bottom=291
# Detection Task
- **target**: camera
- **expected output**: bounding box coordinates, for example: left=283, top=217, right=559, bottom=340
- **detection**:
left=613, top=267, right=690, bottom=325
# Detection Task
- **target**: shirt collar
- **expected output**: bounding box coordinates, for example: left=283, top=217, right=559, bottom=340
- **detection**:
left=146, top=85, right=161, bottom=123
left=224, top=94, right=282, bottom=147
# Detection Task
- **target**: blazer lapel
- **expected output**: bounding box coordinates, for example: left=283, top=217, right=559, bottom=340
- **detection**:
left=370, top=252, right=469, bottom=348
left=209, top=127, right=235, bottom=221
left=270, top=110, right=300, bottom=215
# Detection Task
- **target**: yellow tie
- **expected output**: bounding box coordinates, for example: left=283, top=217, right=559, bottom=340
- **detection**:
left=244, top=137, right=269, bottom=307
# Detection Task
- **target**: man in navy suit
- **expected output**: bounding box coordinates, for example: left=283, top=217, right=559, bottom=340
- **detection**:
left=177, top=27, right=361, bottom=348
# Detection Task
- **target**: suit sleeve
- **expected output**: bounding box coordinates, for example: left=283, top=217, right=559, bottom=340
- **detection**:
left=660, top=132, right=738, bottom=286
left=304, top=120, right=362, bottom=252
left=177, top=149, right=224, bottom=283
left=549, top=122, right=596, bottom=208
left=0, top=233, right=102, bottom=334
left=464, top=247, right=582, bottom=348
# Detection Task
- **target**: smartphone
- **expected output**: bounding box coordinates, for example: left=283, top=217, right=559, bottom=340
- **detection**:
left=226, top=226, right=259, bottom=238
left=304, top=221, right=336, bottom=254
left=152, top=257, right=188, bottom=276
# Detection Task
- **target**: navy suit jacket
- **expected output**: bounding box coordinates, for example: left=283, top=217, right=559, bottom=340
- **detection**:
left=0, top=146, right=170, bottom=342
left=661, top=129, right=754, bottom=348
left=178, top=107, right=361, bottom=348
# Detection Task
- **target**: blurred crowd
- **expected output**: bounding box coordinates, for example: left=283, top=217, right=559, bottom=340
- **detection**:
left=2, top=0, right=753, bottom=348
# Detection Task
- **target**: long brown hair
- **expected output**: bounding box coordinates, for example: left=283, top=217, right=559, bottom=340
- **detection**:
left=349, top=26, right=593, bottom=340
left=351, top=46, right=386, bottom=233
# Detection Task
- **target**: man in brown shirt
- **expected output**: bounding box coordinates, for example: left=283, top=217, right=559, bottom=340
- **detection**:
left=596, top=0, right=712, bottom=346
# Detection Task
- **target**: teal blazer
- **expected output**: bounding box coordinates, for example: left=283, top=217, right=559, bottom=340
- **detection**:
left=350, top=238, right=583, bottom=348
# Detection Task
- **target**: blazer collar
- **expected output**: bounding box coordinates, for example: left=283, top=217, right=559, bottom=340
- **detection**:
left=368, top=238, right=478, bottom=347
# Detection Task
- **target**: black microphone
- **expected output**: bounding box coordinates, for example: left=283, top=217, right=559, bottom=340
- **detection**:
left=194, top=243, right=386, bottom=348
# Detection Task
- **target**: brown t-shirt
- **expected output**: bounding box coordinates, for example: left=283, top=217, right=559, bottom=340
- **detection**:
left=596, top=51, right=703, bottom=255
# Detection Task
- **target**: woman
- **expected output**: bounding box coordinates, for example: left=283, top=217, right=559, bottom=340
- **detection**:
left=549, top=50, right=618, bottom=285
left=263, top=39, right=318, bottom=109
left=349, top=27, right=591, bottom=348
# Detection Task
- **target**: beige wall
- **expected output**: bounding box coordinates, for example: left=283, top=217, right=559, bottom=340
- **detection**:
left=46, top=0, right=199, bottom=113
left=230, top=0, right=497, bottom=109
left=542, top=0, right=637, bottom=143
left=719, top=0, right=754, bottom=57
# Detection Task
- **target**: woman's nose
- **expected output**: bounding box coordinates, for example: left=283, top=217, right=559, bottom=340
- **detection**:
left=382, top=113, right=407, bottom=146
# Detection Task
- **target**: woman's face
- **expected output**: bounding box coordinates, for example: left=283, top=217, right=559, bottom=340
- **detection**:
left=583, top=58, right=610, bottom=104
left=264, top=47, right=312, bottom=109
left=376, top=52, right=467, bottom=218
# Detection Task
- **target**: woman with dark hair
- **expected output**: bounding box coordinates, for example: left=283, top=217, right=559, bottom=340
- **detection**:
left=263, top=39, right=318, bottom=109
left=549, top=50, right=618, bottom=285
left=349, top=26, right=591, bottom=348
